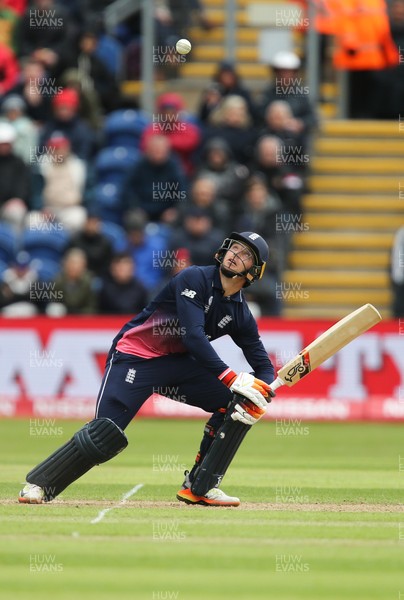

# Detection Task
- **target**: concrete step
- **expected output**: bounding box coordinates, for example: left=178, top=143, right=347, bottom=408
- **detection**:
left=192, top=45, right=259, bottom=61
left=304, top=213, right=401, bottom=230
left=284, top=288, right=390, bottom=305
left=312, top=157, right=404, bottom=175
left=303, top=195, right=404, bottom=212
left=179, top=61, right=270, bottom=78
left=308, top=175, right=399, bottom=194
left=314, top=138, right=404, bottom=156
left=187, top=26, right=259, bottom=43
left=284, top=270, right=388, bottom=288
left=203, top=2, right=305, bottom=19
left=289, top=251, right=390, bottom=270
left=204, top=8, right=249, bottom=26
left=319, top=103, right=338, bottom=118
left=204, top=0, right=295, bottom=5
left=293, top=232, right=394, bottom=250
left=321, top=120, right=402, bottom=137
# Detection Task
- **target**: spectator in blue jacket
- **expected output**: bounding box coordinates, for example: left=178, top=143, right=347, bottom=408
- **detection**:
left=124, top=209, right=170, bottom=294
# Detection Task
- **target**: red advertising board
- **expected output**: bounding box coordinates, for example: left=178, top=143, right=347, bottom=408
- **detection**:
left=0, top=316, right=402, bottom=421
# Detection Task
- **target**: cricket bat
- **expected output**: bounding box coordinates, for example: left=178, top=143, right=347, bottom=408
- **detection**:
left=270, top=303, right=382, bottom=393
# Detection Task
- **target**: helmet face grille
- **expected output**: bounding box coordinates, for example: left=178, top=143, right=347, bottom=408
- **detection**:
left=214, top=234, right=267, bottom=286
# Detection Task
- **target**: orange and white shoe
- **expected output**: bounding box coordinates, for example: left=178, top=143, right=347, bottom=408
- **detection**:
left=18, top=483, right=45, bottom=504
left=177, top=486, right=240, bottom=507
left=176, top=471, right=240, bottom=507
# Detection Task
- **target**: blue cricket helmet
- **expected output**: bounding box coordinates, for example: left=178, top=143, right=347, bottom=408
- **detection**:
left=215, top=231, right=269, bottom=285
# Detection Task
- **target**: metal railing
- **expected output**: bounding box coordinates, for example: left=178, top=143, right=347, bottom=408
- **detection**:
left=103, top=0, right=333, bottom=118
left=103, top=0, right=155, bottom=113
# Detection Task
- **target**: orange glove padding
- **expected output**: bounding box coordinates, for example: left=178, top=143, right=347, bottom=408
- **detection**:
left=219, top=370, right=275, bottom=401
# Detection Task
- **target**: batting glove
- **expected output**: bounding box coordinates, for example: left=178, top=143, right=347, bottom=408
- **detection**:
left=231, top=396, right=267, bottom=426
left=219, top=371, right=275, bottom=404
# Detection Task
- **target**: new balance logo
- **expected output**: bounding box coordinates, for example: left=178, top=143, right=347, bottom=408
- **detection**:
left=181, top=289, right=196, bottom=299
left=218, top=315, right=232, bottom=329
left=204, top=295, right=213, bottom=313
left=125, top=369, right=136, bottom=383
left=248, top=233, right=260, bottom=240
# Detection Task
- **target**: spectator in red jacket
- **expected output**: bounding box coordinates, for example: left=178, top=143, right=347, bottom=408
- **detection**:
left=4, top=0, right=26, bottom=15
left=0, top=41, right=19, bottom=99
left=141, top=92, right=201, bottom=178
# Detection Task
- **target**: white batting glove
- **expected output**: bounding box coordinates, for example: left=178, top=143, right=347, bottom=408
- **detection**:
left=229, top=372, right=270, bottom=409
left=230, top=396, right=267, bottom=426
left=218, top=371, right=275, bottom=426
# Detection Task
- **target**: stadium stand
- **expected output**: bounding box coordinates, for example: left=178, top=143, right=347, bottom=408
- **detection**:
left=0, top=0, right=403, bottom=318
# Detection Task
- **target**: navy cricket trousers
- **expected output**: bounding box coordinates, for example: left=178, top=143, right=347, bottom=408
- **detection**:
left=95, top=350, right=234, bottom=430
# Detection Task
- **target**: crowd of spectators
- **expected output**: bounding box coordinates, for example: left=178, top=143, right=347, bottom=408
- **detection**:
left=0, top=0, right=318, bottom=318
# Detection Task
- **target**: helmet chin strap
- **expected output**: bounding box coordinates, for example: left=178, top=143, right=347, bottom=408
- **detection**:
left=220, top=248, right=251, bottom=280
left=220, top=265, right=246, bottom=279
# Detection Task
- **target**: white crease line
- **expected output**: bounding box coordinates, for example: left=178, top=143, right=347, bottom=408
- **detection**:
left=90, top=483, right=144, bottom=524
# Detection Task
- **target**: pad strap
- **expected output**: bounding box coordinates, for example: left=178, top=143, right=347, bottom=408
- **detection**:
left=191, top=395, right=250, bottom=496
left=26, top=418, right=128, bottom=501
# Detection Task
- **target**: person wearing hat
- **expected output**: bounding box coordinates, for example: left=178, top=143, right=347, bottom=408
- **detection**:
left=198, top=60, right=258, bottom=124
left=0, top=94, right=38, bottom=163
left=0, top=120, right=31, bottom=226
left=140, top=92, right=201, bottom=178
left=39, top=87, right=96, bottom=161
left=258, top=51, right=317, bottom=145
left=0, top=250, right=39, bottom=316
left=19, top=231, right=275, bottom=507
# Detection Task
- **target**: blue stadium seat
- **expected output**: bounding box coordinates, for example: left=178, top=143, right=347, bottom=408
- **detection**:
left=104, top=110, right=149, bottom=149
left=100, top=221, right=127, bottom=252
left=95, top=34, right=123, bottom=77
left=94, top=182, right=119, bottom=207
left=21, top=228, right=70, bottom=262
left=32, top=258, right=60, bottom=282
left=94, top=183, right=122, bottom=225
left=95, top=146, right=140, bottom=186
left=0, top=259, right=8, bottom=276
left=0, top=223, right=18, bottom=263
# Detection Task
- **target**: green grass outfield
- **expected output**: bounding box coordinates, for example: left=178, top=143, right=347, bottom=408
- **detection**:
left=0, top=418, right=403, bottom=600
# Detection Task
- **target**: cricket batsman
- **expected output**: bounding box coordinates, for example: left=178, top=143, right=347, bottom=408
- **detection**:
left=19, top=232, right=275, bottom=507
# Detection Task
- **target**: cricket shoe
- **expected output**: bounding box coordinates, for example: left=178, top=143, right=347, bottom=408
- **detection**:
left=176, top=471, right=240, bottom=507
left=18, top=483, right=45, bottom=504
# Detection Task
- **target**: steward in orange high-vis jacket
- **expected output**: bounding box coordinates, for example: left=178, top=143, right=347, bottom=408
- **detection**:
left=294, top=0, right=399, bottom=69
left=333, top=0, right=399, bottom=69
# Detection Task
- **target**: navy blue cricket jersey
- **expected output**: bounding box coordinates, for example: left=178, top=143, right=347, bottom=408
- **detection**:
left=113, top=265, right=274, bottom=384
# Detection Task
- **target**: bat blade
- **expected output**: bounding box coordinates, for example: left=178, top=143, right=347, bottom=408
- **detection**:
left=272, top=304, right=382, bottom=390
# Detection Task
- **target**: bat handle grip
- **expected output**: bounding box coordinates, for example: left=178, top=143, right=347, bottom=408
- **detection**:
left=269, top=376, right=285, bottom=393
